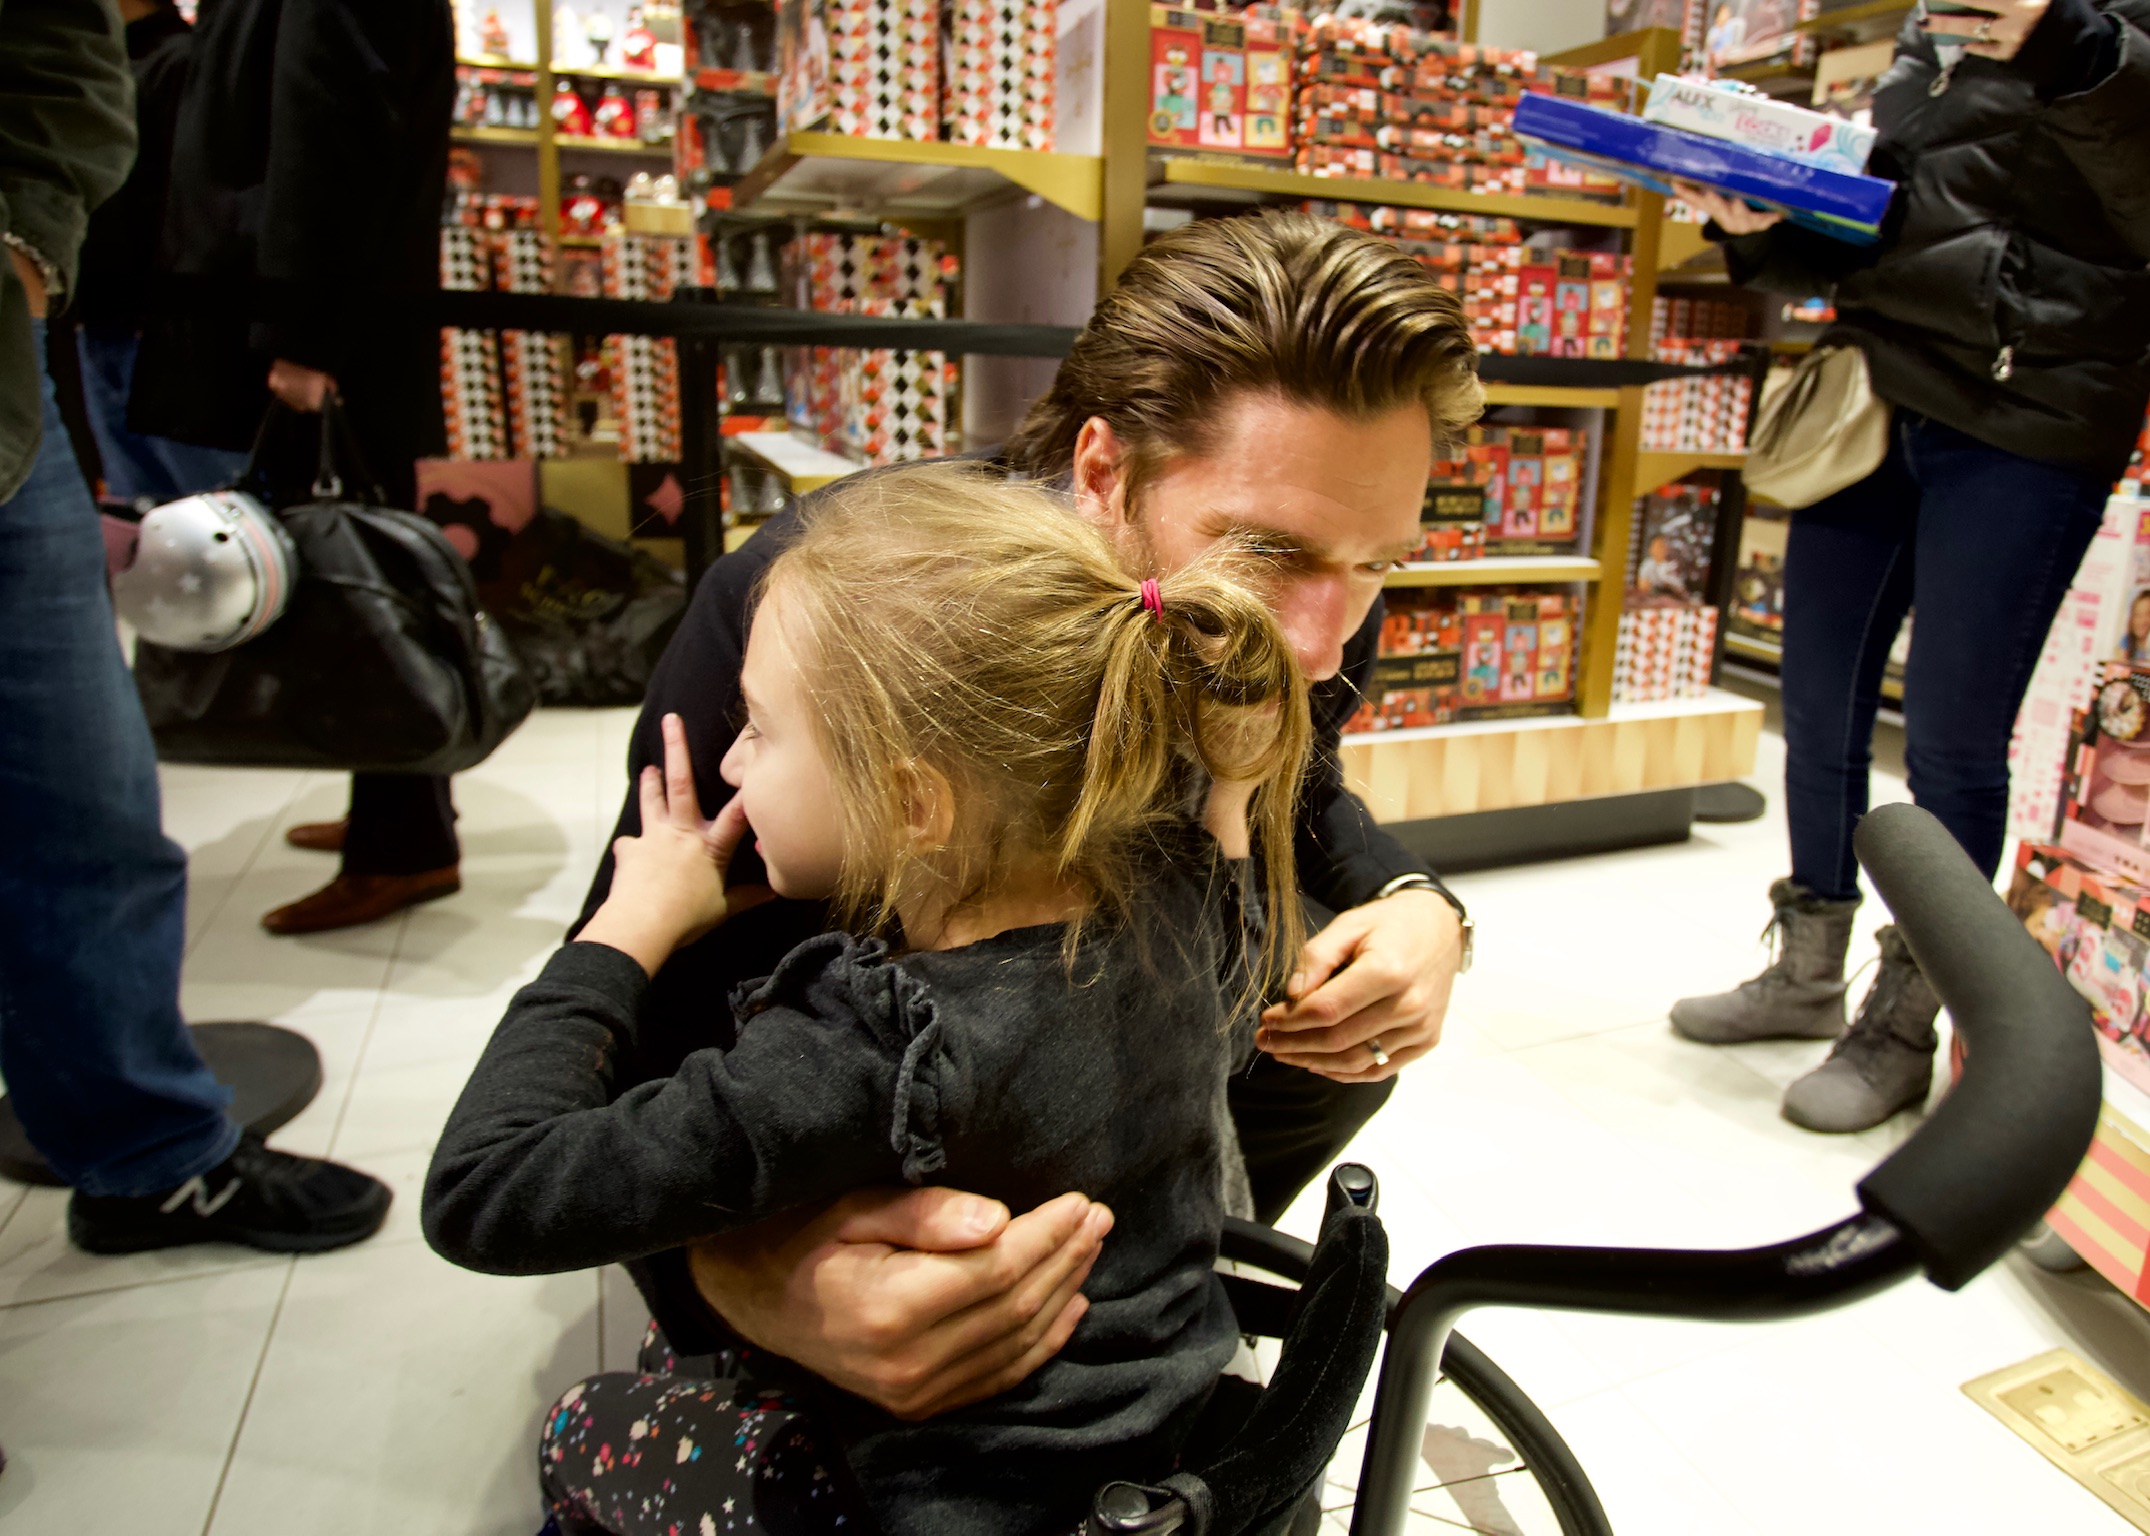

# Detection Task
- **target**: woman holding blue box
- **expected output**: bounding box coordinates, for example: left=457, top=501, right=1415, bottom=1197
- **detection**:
left=1669, top=0, right=2150, bottom=1133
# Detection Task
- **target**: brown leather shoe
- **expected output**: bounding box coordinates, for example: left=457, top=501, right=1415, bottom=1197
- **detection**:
left=261, top=868, right=460, bottom=935
left=285, top=818, right=349, bottom=853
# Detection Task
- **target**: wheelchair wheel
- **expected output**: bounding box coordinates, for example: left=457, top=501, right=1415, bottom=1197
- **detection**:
left=1304, top=1330, right=1612, bottom=1536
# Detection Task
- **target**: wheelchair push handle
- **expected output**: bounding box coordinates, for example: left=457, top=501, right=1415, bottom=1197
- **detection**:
left=1849, top=803, right=2102, bottom=1291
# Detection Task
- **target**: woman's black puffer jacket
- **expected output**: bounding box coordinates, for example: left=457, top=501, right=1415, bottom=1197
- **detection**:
left=1717, top=0, right=2150, bottom=479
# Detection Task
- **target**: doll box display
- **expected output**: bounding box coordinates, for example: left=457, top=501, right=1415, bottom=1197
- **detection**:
left=2058, top=663, right=2150, bottom=889
left=2007, top=843, right=2150, bottom=1096
left=1147, top=6, right=1293, bottom=158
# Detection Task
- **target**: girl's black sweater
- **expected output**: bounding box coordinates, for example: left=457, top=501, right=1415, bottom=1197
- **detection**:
left=423, top=845, right=1255, bottom=1535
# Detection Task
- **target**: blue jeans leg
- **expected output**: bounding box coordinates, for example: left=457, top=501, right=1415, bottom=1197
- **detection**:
left=1779, top=414, right=2107, bottom=899
left=75, top=325, right=249, bottom=506
left=0, top=323, right=239, bottom=1197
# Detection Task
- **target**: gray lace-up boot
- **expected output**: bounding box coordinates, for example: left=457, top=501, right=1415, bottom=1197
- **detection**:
left=1782, top=924, right=1940, bottom=1133
left=1670, top=879, right=1862, bottom=1044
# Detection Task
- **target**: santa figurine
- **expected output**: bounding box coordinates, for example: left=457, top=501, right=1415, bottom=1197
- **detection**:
left=552, top=79, right=596, bottom=139
left=621, top=5, right=657, bottom=71
left=593, top=85, right=638, bottom=140
left=479, top=6, right=511, bottom=56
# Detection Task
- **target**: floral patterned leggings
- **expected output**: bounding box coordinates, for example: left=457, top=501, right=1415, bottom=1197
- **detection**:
left=539, top=1323, right=872, bottom=1536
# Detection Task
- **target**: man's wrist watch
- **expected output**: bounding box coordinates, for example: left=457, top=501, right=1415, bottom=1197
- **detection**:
left=1374, top=873, right=1473, bottom=973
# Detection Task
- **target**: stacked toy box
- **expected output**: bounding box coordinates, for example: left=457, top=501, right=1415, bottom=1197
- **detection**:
left=2008, top=494, right=2150, bottom=845
left=2007, top=845, right=2150, bottom=1095
left=1514, top=73, right=1893, bottom=242
left=1343, top=586, right=1577, bottom=732
left=1613, top=603, right=1718, bottom=702
left=1146, top=5, right=1294, bottom=159
left=1290, top=23, right=1620, bottom=196
left=438, top=194, right=573, bottom=462
left=1420, top=425, right=1584, bottom=557
left=790, top=232, right=956, bottom=466
left=601, top=231, right=697, bottom=464
left=944, top=0, right=1054, bottom=148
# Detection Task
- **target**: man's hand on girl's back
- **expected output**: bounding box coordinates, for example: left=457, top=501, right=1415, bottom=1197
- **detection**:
left=689, top=1186, right=1114, bottom=1421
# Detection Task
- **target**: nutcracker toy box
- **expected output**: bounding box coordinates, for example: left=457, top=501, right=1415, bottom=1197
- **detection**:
left=1147, top=6, right=1292, bottom=158
left=2008, top=843, right=2150, bottom=1095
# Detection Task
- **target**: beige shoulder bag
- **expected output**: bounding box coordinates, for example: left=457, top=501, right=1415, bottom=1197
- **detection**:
left=1743, top=344, right=1891, bottom=510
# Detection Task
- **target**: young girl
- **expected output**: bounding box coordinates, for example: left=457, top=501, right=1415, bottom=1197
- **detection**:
left=423, top=463, right=1312, bottom=1536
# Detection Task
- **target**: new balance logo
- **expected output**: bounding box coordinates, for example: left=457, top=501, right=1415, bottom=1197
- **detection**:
left=160, top=1176, right=240, bottom=1219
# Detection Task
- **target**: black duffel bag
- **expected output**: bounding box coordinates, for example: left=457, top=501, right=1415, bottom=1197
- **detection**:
left=134, top=399, right=535, bottom=774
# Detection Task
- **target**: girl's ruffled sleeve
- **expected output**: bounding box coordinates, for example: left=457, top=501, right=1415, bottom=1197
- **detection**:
left=426, top=933, right=960, bottom=1276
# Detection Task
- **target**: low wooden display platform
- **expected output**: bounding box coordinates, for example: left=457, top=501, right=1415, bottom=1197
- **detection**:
left=1340, top=689, right=1764, bottom=825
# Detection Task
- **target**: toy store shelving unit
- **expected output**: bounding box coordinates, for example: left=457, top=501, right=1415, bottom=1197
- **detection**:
left=713, top=14, right=1761, bottom=865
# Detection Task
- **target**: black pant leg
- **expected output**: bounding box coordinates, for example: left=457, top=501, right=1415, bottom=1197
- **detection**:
left=1228, top=1052, right=1395, bottom=1226
left=339, top=772, right=458, bottom=876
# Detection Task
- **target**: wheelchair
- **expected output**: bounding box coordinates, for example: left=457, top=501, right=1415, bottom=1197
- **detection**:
left=1086, top=803, right=2105, bottom=1536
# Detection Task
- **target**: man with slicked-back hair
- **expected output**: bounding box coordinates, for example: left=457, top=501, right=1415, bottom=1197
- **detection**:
left=568, top=211, right=1484, bottom=1420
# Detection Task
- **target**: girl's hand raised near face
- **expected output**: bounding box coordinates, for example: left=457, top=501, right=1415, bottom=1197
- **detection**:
left=577, top=714, right=770, bottom=974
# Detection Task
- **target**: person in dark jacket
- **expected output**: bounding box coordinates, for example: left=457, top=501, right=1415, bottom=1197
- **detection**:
left=0, top=0, right=391, bottom=1295
left=1670, top=0, right=2150, bottom=1132
left=549, top=212, right=1478, bottom=1429
left=131, top=0, right=466, bottom=936
left=71, top=0, right=249, bottom=505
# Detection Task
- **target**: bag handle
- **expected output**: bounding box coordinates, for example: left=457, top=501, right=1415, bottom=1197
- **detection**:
left=223, top=395, right=389, bottom=507
left=315, top=393, right=389, bottom=506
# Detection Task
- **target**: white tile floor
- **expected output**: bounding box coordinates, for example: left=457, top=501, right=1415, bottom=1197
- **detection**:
left=3, top=707, right=2147, bottom=1535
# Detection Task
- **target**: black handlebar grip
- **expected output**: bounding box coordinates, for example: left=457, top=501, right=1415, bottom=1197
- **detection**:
left=1850, top=804, right=2102, bottom=1291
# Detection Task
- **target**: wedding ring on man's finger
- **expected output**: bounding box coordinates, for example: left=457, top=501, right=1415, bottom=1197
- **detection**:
left=1974, top=15, right=1994, bottom=39
left=1366, top=1037, right=1391, bottom=1068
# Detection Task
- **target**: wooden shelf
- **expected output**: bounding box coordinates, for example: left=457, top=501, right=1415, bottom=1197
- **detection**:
left=452, top=126, right=541, bottom=147
left=1149, top=156, right=1640, bottom=229
left=554, top=62, right=684, bottom=84
left=692, top=67, right=776, bottom=95
left=1387, top=556, right=1600, bottom=588
left=726, top=431, right=864, bottom=494
left=732, top=132, right=1103, bottom=221
left=1340, top=689, right=1764, bottom=822
left=1636, top=450, right=1746, bottom=489
left=1796, top=0, right=1913, bottom=40
left=457, top=54, right=540, bottom=71
left=1482, top=383, right=1622, bottom=409
left=1724, top=630, right=1781, bottom=666
left=555, top=136, right=674, bottom=156
left=1657, top=217, right=1717, bottom=275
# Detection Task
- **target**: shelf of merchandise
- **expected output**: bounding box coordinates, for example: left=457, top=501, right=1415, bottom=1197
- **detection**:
left=1144, top=156, right=1641, bottom=230
left=554, top=61, right=685, bottom=84
left=725, top=430, right=865, bottom=494
left=453, top=126, right=541, bottom=148
left=556, top=136, right=675, bottom=156
left=1795, top=0, right=1913, bottom=42
left=1339, top=689, right=1767, bottom=822
left=1385, top=556, right=1601, bottom=588
left=731, top=132, right=1104, bottom=220
left=457, top=54, right=540, bottom=70
left=692, top=67, right=775, bottom=95
left=1479, top=383, right=1621, bottom=410
left=1636, top=449, right=1746, bottom=489
left=1725, top=631, right=1906, bottom=705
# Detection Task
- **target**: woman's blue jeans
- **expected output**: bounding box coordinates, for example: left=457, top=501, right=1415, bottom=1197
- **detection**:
left=1780, top=412, right=2109, bottom=901
left=0, top=323, right=238, bottom=1196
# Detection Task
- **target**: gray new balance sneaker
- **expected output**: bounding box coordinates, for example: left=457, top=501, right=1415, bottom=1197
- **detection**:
left=1782, top=924, right=1940, bottom=1134
left=1671, top=879, right=1862, bottom=1045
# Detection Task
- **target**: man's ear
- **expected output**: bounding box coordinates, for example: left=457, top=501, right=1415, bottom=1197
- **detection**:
left=897, top=761, right=957, bottom=855
left=1070, top=417, right=1131, bottom=531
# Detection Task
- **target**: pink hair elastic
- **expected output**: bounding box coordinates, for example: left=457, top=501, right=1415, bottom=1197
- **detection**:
left=1139, top=578, right=1163, bottom=623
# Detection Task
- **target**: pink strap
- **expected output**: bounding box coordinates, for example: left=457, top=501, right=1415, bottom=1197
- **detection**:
left=1139, top=577, right=1163, bottom=623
